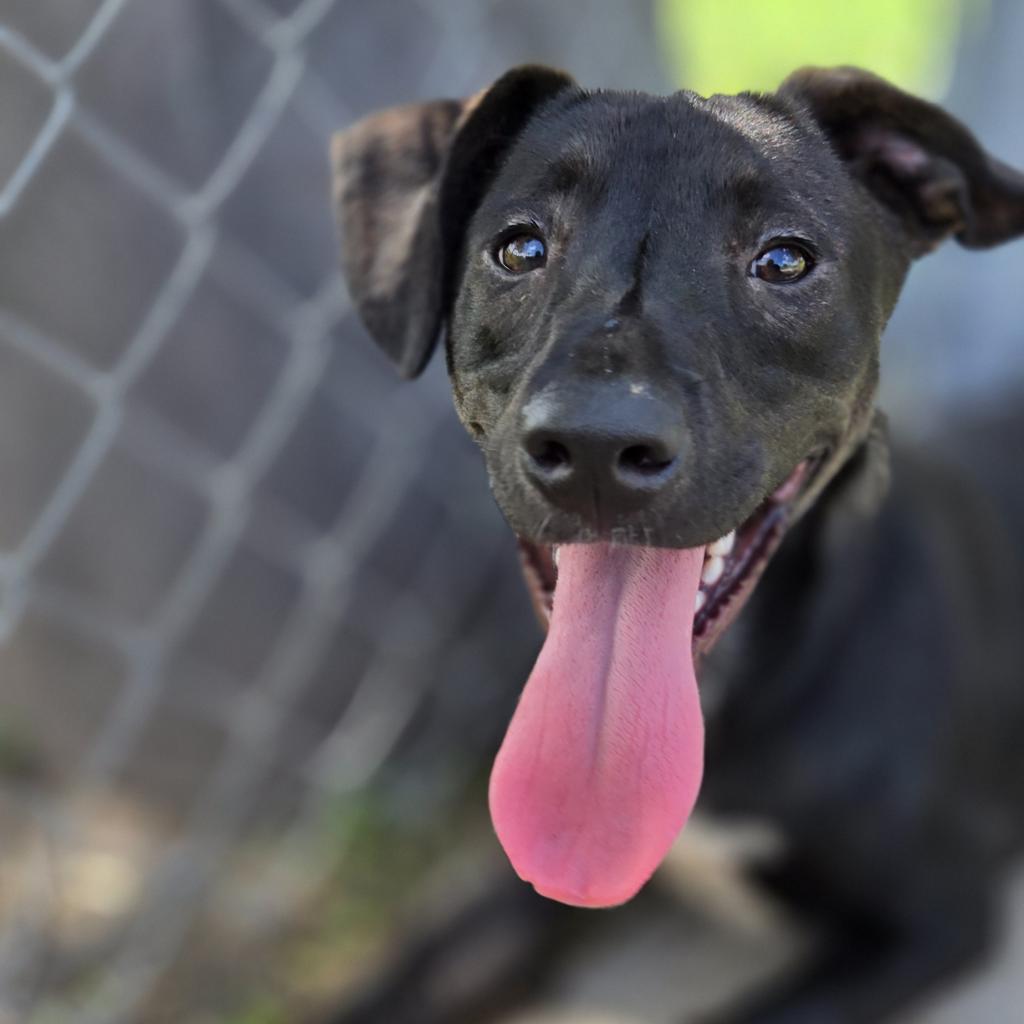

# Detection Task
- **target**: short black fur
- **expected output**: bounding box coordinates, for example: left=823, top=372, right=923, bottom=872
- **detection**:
left=329, top=65, right=1024, bottom=1023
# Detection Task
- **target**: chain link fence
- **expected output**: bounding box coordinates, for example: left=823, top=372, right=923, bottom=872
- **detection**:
left=0, top=2, right=671, bottom=1021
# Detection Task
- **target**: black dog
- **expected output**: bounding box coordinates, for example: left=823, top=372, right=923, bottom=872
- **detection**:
left=330, top=66, right=1024, bottom=1022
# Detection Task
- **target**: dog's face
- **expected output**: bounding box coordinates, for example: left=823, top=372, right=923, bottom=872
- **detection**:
left=333, top=66, right=1024, bottom=908
left=334, top=65, right=1024, bottom=649
left=448, top=86, right=898, bottom=579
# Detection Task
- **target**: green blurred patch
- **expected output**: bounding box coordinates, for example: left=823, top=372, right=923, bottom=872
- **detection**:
left=655, top=0, right=988, bottom=99
left=0, top=718, right=45, bottom=782
left=220, top=998, right=288, bottom=1024
left=266, top=772, right=493, bottom=1016
left=297, top=773, right=490, bottom=968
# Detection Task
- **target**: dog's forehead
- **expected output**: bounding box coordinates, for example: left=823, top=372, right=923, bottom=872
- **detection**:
left=501, top=89, right=823, bottom=197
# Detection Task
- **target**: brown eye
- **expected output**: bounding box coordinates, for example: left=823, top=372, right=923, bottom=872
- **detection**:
left=497, top=233, right=547, bottom=273
left=751, top=244, right=811, bottom=283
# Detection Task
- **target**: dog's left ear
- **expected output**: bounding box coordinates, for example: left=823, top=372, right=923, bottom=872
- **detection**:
left=780, top=66, right=1024, bottom=256
left=332, top=66, right=577, bottom=378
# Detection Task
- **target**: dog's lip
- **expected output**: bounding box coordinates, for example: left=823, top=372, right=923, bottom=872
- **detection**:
left=691, top=454, right=820, bottom=655
left=516, top=450, right=827, bottom=657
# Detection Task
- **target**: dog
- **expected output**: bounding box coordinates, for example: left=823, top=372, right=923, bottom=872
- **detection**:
left=328, top=65, right=1024, bottom=1022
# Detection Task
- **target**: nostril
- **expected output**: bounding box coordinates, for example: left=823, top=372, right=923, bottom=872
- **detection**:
left=618, top=444, right=675, bottom=477
left=526, top=438, right=572, bottom=477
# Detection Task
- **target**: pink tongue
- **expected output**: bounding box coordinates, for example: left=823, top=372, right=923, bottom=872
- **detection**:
left=489, top=543, right=705, bottom=908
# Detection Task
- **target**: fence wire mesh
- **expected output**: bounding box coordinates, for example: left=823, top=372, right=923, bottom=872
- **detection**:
left=0, top=1, right=583, bottom=1020
left=0, top=1, right=681, bottom=1019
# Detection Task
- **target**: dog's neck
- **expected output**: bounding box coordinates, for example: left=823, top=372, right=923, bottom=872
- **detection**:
left=701, top=427, right=889, bottom=730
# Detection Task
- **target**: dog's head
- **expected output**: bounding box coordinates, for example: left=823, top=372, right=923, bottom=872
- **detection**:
left=332, top=66, right=1024, bottom=907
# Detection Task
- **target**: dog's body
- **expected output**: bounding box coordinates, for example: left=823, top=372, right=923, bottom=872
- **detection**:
left=329, top=67, right=1024, bottom=1022
left=696, top=412, right=1024, bottom=1020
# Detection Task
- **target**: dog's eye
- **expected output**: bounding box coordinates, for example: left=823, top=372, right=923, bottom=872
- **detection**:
left=497, top=233, right=547, bottom=273
left=751, top=244, right=811, bottom=283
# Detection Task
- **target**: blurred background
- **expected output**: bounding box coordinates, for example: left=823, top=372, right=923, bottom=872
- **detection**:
left=0, top=1, right=1021, bottom=1022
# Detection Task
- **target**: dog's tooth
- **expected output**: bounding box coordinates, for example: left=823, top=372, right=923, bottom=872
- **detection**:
left=708, top=530, right=735, bottom=557
left=695, top=590, right=706, bottom=613
left=701, top=555, right=725, bottom=585
left=553, top=546, right=560, bottom=568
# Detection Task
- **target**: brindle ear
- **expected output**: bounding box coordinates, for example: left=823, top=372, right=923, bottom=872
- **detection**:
left=331, top=66, right=577, bottom=378
left=779, top=66, right=1024, bottom=256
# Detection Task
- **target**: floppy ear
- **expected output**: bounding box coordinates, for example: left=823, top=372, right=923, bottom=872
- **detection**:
left=779, top=66, right=1024, bottom=256
left=331, top=66, right=577, bottom=378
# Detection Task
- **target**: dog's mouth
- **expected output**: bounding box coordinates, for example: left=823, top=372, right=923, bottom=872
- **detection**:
left=489, top=454, right=823, bottom=910
left=516, top=455, right=819, bottom=657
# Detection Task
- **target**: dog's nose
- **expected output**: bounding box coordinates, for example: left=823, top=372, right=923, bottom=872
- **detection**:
left=520, top=389, right=684, bottom=516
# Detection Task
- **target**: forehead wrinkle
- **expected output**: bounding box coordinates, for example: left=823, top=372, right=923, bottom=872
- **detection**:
left=705, top=167, right=835, bottom=240
left=716, top=165, right=827, bottom=233
left=539, top=143, right=594, bottom=195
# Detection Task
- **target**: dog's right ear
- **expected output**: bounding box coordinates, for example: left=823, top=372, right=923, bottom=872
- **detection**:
left=331, top=66, right=577, bottom=379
